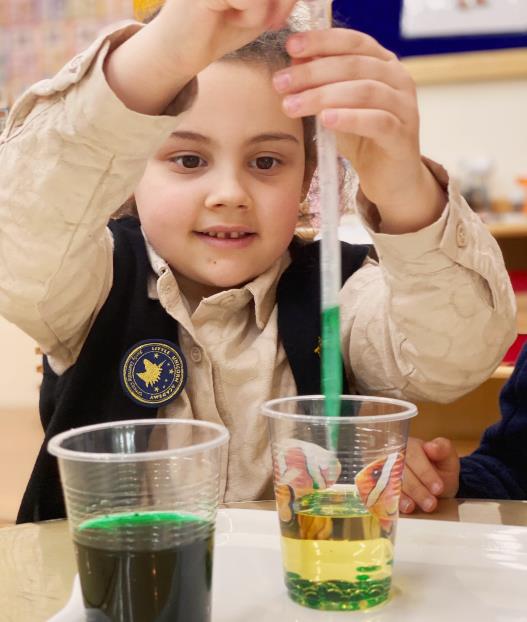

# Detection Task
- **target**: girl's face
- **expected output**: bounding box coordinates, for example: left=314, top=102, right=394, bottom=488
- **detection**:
left=135, top=61, right=307, bottom=299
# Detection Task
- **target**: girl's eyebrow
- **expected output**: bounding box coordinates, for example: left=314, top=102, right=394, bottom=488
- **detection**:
left=169, top=131, right=299, bottom=146
left=247, top=133, right=300, bottom=145
left=170, top=131, right=211, bottom=143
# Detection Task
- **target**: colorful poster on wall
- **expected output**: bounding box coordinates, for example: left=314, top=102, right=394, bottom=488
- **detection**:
left=0, top=0, right=132, bottom=106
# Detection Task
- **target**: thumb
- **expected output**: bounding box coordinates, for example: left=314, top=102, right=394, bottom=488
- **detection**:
left=424, top=437, right=459, bottom=472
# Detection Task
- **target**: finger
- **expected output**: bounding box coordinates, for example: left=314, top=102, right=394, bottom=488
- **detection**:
left=268, top=0, right=299, bottom=29
left=203, top=0, right=261, bottom=10
left=405, top=438, right=445, bottom=496
left=274, top=55, right=412, bottom=95
left=286, top=28, right=396, bottom=62
left=399, top=492, right=416, bottom=514
left=402, top=467, right=438, bottom=513
left=423, top=439, right=460, bottom=497
left=204, top=0, right=296, bottom=29
left=423, top=437, right=458, bottom=464
left=282, top=80, right=415, bottom=125
left=204, top=0, right=275, bottom=10
left=321, top=109, right=403, bottom=152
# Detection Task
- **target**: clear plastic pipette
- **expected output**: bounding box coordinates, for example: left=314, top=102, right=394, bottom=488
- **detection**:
left=306, top=0, right=342, bottom=446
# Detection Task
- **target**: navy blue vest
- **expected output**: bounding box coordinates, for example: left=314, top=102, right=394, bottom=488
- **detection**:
left=17, top=217, right=369, bottom=523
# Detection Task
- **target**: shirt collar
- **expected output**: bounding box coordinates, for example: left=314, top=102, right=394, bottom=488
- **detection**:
left=143, top=228, right=169, bottom=278
left=142, top=228, right=292, bottom=329
left=245, top=253, right=291, bottom=329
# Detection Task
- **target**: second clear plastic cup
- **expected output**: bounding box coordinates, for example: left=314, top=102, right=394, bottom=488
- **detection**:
left=261, top=395, right=417, bottom=612
left=48, top=419, right=229, bottom=622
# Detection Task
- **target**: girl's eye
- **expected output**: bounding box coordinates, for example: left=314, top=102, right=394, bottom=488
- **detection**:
left=251, top=156, right=281, bottom=171
left=170, top=155, right=206, bottom=169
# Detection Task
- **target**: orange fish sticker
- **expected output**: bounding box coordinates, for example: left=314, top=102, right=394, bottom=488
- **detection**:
left=275, top=483, right=295, bottom=523
left=355, top=451, right=405, bottom=529
left=274, top=440, right=341, bottom=523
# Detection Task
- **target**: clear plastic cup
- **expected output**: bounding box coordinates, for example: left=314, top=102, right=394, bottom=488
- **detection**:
left=261, top=395, right=417, bottom=612
left=48, top=419, right=229, bottom=622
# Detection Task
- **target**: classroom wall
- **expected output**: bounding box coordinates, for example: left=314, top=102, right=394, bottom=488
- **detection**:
left=0, top=0, right=132, bottom=104
left=417, top=78, right=527, bottom=199
left=0, top=317, right=39, bottom=410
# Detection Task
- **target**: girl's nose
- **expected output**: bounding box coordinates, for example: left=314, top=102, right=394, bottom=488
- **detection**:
left=204, top=169, right=251, bottom=210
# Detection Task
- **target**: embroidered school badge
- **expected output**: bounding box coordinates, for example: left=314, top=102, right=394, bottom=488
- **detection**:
left=120, top=340, right=187, bottom=408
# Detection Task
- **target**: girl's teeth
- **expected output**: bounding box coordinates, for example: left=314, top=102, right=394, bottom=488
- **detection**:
left=205, top=231, right=248, bottom=239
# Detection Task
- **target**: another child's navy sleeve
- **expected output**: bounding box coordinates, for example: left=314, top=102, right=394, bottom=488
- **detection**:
left=457, top=344, right=527, bottom=500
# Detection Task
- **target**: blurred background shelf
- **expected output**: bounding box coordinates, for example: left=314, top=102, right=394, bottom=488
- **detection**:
left=487, top=221, right=527, bottom=238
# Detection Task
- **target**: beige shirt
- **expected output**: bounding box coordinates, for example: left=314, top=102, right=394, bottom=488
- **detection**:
left=0, top=24, right=517, bottom=502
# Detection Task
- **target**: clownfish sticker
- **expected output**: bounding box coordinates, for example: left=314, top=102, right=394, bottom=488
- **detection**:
left=355, top=451, right=405, bottom=528
left=274, top=439, right=341, bottom=523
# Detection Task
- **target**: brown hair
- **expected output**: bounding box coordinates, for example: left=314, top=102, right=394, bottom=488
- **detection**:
left=113, top=20, right=316, bottom=220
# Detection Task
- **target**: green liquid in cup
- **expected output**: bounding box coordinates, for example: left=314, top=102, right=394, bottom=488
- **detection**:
left=280, top=489, right=394, bottom=611
left=74, top=511, right=213, bottom=622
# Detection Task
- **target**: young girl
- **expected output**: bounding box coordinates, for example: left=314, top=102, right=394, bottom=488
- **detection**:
left=0, top=0, right=516, bottom=523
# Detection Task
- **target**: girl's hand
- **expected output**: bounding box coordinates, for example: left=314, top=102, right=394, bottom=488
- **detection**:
left=106, top=0, right=297, bottom=116
left=200, top=0, right=295, bottom=30
left=400, top=437, right=460, bottom=514
left=152, top=0, right=299, bottom=73
left=274, top=28, right=447, bottom=234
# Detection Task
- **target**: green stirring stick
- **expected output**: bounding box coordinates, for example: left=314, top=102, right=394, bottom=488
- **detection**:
left=306, top=0, right=342, bottom=448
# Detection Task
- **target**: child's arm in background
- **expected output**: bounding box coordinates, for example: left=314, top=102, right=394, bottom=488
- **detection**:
left=403, top=407, right=527, bottom=509
left=457, top=345, right=527, bottom=500
left=275, top=28, right=516, bottom=401
left=400, top=437, right=460, bottom=514
left=402, top=342, right=527, bottom=509
left=0, top=0, right=296, bottom=372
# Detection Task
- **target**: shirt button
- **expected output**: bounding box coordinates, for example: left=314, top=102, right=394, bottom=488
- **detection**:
left=190, top=346, right=202, bottom=363
left=456, top=223, right=467, bottom=248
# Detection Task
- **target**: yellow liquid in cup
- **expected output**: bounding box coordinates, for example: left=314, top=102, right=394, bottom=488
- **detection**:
left=279, top=488, right=394, bottom=611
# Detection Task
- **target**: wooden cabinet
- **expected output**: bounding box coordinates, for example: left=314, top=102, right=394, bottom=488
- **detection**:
left=412, top=373, right=507, bottom=456
left=488, top=222, right=527, bottom=271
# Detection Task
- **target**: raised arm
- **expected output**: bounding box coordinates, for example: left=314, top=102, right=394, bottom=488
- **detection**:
left=0, top=0, right=298, bottom=371
left=273, top=27, right=516, bottom=402
left=0, top=24, right=175, bottom=370
left=340, top=165, right=516, bottom=403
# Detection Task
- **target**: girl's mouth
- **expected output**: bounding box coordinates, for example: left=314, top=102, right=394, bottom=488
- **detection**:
left=194, top=230, right=257, bottom=248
